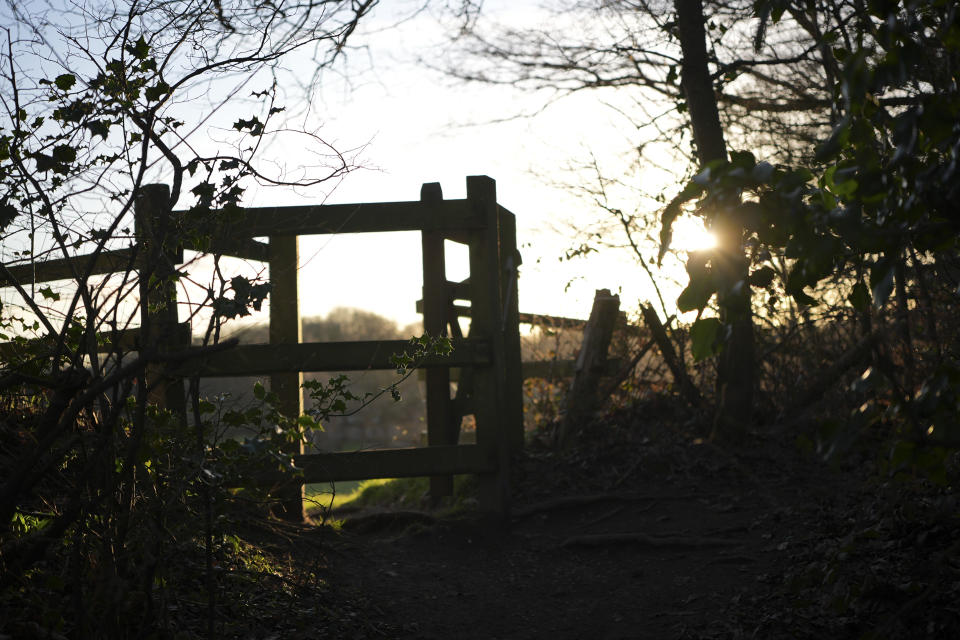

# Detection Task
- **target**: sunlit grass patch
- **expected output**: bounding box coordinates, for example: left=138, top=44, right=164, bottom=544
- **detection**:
left=305, top=475, right=479, bottom=519
left=305, top=478, right=394, bottom=515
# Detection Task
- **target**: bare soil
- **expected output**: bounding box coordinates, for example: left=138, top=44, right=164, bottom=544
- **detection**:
left=285, top=398, right=959, bottom=639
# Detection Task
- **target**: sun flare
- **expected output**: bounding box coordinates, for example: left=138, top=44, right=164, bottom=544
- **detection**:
left=672, top=217, right=717, bottom=252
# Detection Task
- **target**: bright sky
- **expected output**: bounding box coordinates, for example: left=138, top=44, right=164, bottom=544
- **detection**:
left=232, top=1, right=714, bottom=329
left=1, top=0, right=715, bottom=335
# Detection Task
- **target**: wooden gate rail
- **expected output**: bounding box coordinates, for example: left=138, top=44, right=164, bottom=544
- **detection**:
left=175, top=199, right=483, bottom=236
left=293, top=444, right=495, bottom=484
left=173, top=337, right=491, bottom=376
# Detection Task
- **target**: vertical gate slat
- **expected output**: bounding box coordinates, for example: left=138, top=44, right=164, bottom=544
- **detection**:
left=467, top=176, right=511, bottom=518
left=420, top=182, right=454, bottom=501
left=269, top=234, right=305, bottom=521
left=498, top=207, right=524, bottom=452
left=135, top=183, right=187, bottom=418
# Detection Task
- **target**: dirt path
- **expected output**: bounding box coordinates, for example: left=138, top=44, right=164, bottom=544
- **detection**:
left=319, top=408, right=872, bottom=639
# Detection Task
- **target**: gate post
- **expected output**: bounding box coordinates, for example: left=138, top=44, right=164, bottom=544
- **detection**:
left=558, top=289, right=620, bottom=448
left=420, top=182, right=454, bottom=501
left=498, top=208, right=524, bottom=452
left=269, top=234, right=304, bottom=521
left=135, top=183, right=186, bottom=418
left=467, top=175, right=517, bottom=519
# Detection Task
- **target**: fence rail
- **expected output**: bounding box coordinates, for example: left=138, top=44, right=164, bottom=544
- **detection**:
left=176, top=199, right=482, bottom=237
left=175, top=338, right=491, bottom=377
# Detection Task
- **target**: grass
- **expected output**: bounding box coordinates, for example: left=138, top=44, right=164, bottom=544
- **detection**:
left=304, top=478, right=394, bottom=514
left=305, top=475, right=479, bottom=519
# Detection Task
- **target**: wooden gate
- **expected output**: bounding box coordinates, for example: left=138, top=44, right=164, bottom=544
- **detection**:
left=0, top=175, right=523, bottom=520
left=156, top=175, right=523, bottom=519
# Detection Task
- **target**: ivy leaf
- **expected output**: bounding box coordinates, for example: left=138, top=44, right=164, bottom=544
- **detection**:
left=85, top=120, right=111, bottom=139
left=677, top=277, right=715, bottom=313
left=748, top=266, right=776, bottom=288
left=233, top=116, right=264, bottom=136
left=658, top=180, right=704, bottom=265
left=127, top=35, right=150, bottom=60
left=38, top=286, right=60, bottom=301
left=0, top=201, right=17, bottom=230
left=52, top=145, right=77, bottom=163
left=144, top=80, right=170, bottom=102
left=690, top=317, right=723, bottom=361
left=848, top=281, right=871, bottom=311
left=54, top=74, right=76, bottom=91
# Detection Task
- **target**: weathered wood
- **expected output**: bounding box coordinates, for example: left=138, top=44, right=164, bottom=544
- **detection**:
left=269, top=234, right=305, bottom=522
left=499, top=207, right=524, bottom=452
left=417, top=299, right=592, bottom=331
left=420, top=182, right=455, bottom=501
left=135, top=184, right=188, bottom=417
left=295, top=445, right=496, bottom=484
left=467, top=175, right=511, bottom=519
left=558, top=289, right=621, bottom=449
left=640, top=303, right=704, bottom=408
left=0, top=248, right=140, bottom=287
left=177, top=199, right=482, bottom=238
left=0, top=323, right=191, bottom=360
left=176, top=338, right=490, bottom=377
left=181, top=237, right=269, bottom=262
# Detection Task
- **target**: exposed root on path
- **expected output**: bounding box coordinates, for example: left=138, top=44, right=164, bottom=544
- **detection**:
left=558, top=532, right=743, bottom=549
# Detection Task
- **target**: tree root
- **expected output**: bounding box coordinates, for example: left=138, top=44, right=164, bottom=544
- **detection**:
left=558, top=532, right=742, bottom=549
left=513, top=492, right=690, bottom=520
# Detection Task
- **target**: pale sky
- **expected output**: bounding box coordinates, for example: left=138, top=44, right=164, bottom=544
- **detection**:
left=231, top=1, right=713, bottom=329
left=1, top=0, right=713, bottom=335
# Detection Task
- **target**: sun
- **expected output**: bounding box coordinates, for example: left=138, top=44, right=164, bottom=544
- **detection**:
left=671, top=216, right=717, bottom=252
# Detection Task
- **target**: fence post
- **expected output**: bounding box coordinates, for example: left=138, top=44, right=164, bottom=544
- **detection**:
left=420, top=182, right=454, bottom=501
left=135, top=183, right=186, bottom=418
left=269, top=234, right=304, bottom=521
left=498, top=208, right=524, bottom=452
left=558, top=288, right=620, bottom=449
left=467, top=175, right=511, bottom=519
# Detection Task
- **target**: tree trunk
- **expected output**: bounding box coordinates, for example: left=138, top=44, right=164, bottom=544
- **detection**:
left=674, top=0, right=755, bottom=437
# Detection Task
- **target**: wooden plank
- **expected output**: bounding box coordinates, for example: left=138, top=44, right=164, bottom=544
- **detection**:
left=135, top=184, right=188, bottom=419
left=177, top=338, right=490, bottom=377
left=467, top=175, right=511, bottom=518
left=499, top=207, right=524, bottom=452
left=269, top=234, right=305, bottom=522
left=420, top=182, right=454, bottom=501
left=175, top=199, right=483, bottom=238
left=0, top=323, right=192, bottom=360
left=295, top=445, right=496, bottom=484
left=0, top=248, right=138, bottom=287
left=640, top=303, right=704, bottom=408
left=182, top=237, right=269, bottom=262
left=519, top=312, right=588, bottom=330
left=559, top=289, right=621, bottom=448
left=420, top=301, right=591, bottom=331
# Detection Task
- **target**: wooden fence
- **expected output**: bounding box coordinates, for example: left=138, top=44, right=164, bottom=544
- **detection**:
left=0, top=176, right=629, bottom=520
left=1, top=176, right=525, bottom=520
